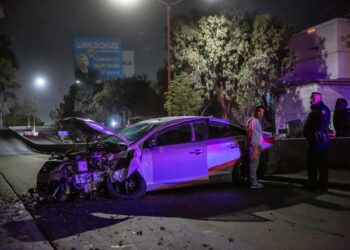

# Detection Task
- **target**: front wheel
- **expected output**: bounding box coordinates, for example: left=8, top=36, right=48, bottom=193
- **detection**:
left=105, top=171, right=146, bottom=199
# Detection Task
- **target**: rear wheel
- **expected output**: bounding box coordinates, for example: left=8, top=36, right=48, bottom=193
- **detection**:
left=105, top=171, right=146, bottom=199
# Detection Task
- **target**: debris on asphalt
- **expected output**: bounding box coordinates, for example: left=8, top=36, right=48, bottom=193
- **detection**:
left=135, top=230, right=142, bottom=235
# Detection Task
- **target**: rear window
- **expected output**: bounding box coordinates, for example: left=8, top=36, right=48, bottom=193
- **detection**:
left=209, top=122, right=246, bottom=139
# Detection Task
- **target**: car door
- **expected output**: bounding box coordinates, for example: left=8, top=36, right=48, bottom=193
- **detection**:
left=207, top=122, right=241, bottom=177
left=142, top=122, right=207, bottom=186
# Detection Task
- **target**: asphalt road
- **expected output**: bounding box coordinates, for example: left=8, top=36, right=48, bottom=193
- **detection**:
left=0, top=128, right=36, bottom=155
left=0, top=128, right=350, bottom=250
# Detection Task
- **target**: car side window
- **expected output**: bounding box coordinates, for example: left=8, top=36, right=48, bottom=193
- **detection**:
left=194, top=121, right=207, bottom=142
left=231, top=125, right=247, bottom=136
left=157, top=124, right=192, bottom=146
left=208, top=122, right=245, bottom=139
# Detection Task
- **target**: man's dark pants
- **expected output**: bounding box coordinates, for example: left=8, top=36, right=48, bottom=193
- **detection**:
left=306, top=145, right=329, bottom=190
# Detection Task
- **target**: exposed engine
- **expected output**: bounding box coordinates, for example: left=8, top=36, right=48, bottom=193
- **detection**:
left=35, top=142, right=131, bottom=201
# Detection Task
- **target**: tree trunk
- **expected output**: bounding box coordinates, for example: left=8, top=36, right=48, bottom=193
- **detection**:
left=217, top=94, right=232, bottom=120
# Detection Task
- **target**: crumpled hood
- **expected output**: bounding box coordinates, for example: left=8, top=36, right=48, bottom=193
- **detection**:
left=60, top=117, right=131, bottom=145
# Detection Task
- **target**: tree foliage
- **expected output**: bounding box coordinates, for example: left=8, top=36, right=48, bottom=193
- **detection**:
left=74, top=90, right=96, bottom=118
left=0, top=1, right=5, bottom=19
left=3, top=100, right=43, bottom=126
left=57, top=76, right=165, bottom=123
left=0, top=28, right=20, bottom=125
left=75, top=76, right=163, bottom=123
left=236, top=14, right=293, bottom=123
left=0, top=6, right=19, bottom=110
left=172, top=14, right=250, bottom=120
left=171, top=12, right=292, bottom=123
left=164, top=73, right=205, bottom=116
left=0, top=58, right=19, bottom=123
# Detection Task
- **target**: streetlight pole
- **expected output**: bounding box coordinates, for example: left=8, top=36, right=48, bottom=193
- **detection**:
left=156, top=0, right=184, bottom=116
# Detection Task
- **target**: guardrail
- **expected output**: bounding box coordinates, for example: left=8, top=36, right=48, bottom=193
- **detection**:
left=9, top=125, right=55, bottom=130
left=8, top=128, right=87, bottom=154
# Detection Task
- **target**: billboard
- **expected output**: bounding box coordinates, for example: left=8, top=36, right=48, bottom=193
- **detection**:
left=122, top=50, right=134, bottom=77
left=73, top=37, right=123, bottom=85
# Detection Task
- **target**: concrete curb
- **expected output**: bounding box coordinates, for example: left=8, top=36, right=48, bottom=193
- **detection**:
left=0, top=173, right=53, bottom=249
left=263, top=175, right=350, bottom=191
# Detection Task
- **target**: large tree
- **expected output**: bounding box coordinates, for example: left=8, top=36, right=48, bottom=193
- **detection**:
left=236, top=14, right=293, bottom=124
left=0, top=55, right=19, bottom=125
left=171, top=12, right=292, bottom=122
left=172, top=14, right=250, bottom=119
left=0, top=2, right=20, bottom=125
left=57, top=84, right=79, bottom=118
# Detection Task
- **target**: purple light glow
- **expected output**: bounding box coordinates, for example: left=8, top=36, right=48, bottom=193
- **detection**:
left=78, top=160, right=88, bottom=172
left=261, top=133, right=274, bottom=150
left=207, top=137, right=241, bottom=170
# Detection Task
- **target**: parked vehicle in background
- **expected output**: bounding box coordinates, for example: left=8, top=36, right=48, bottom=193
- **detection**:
left=35, top=116, right=274, bottom=201
left=22, top=129, right=39, bottom=137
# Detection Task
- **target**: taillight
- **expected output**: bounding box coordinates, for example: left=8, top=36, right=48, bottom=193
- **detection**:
left=264, top=136, right=274, bottom=144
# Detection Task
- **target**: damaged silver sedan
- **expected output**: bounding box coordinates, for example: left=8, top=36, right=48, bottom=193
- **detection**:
left=35, top=117, right=274, bottom=201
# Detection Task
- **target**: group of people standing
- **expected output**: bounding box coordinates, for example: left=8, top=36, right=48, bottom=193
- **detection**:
left=246, top=92, right=349, bottom=191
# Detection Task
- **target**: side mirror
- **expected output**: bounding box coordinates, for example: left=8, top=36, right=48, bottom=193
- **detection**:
left=148, top=139, right=157, bottom=148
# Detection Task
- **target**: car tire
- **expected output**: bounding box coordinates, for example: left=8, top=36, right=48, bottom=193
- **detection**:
left=105, top=171, right=146, bottom=199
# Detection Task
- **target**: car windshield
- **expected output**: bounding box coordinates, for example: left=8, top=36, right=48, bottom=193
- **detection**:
left=101, top=134, right=126, bottom=146
left=118, top=122, right=159, bottom=143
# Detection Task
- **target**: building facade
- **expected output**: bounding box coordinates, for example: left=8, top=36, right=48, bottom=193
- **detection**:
left=276, top=18, right=350, bottom=135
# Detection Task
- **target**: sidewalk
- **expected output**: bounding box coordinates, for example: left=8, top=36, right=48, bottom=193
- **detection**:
left=0, top=173, right=53, bottom=250
left=264, top=169, right=350, bottom=190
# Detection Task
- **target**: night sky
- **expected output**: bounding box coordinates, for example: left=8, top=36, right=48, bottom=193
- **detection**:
left=1, top=0, right=349, bottom=123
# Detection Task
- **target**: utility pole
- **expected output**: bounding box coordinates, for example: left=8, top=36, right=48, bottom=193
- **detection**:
left=156, top=0, right=184, bottom=116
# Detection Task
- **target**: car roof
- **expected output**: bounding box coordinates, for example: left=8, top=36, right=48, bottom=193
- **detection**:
left=124, top=116, right=247, bottom=146
left=135, top=116, right=246, bottom=136
left=138, top=116, right=231, bottom=126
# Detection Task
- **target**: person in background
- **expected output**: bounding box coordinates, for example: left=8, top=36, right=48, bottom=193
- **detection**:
left=246, top=106, right=265, bottom=189
left=74, top=53, right=102, bottom=92
left=333, top=98, right=350, bottom=137
left=303, top=92, right=331, bottom=192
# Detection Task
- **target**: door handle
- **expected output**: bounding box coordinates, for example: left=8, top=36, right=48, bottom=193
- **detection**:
left=189, top=149, right=204, bottom=155
left=227, top=144, right=238, bottom=149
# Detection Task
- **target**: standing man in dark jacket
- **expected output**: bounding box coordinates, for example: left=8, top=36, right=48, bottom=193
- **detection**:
left=303, top=92, right=331, bottom=192
left=333, top=98, right=350, bottom=137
